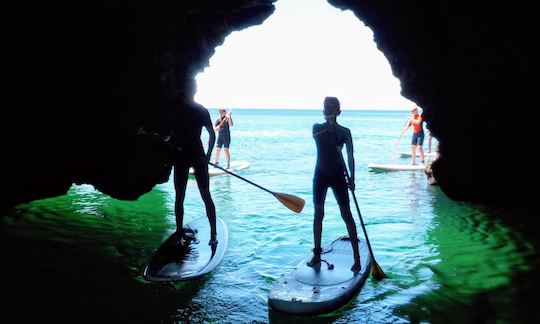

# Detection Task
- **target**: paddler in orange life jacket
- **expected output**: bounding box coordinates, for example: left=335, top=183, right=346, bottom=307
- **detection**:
left=400, top=106, right=425, bottom=165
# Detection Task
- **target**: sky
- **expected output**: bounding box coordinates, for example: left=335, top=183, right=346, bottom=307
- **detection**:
left=194, top=0, right=415, bottom=110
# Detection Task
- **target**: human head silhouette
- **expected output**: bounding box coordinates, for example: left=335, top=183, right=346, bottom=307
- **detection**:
left=323, top=97, right=341, bottom=117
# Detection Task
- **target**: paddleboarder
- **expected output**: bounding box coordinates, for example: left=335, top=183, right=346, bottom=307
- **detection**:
left=400, top=106, right=425, bottom=165
left=307, top=96, right=361, bottom=273
left=213, top=108, right=233, bottom=169
left=170, top=101, right=218, bottom=246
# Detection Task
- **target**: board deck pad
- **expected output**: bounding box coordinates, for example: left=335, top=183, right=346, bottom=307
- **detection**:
left=268, top=236, right=371, bottom=315
left=144, top=217, right=228, bottom=282
left=368, top=163, right=426, bottom=171
left=294, top=253, right=358, bottom=286
left=190, top=161, right=251, bottom=177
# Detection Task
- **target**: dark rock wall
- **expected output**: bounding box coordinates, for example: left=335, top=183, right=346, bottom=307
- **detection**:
left=3, top=0, right=538, bottom=212
left=330, top=0, right=539, bottom=205
left=3, top=1, right=275, bottom=210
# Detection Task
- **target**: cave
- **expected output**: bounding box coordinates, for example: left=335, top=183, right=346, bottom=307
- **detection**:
left=2, top=1, right=540, bottom=322
left=5, top=0, right=538, bottom=216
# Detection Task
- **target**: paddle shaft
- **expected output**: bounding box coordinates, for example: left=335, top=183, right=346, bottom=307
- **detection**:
left=390, top=119, right=411, bottom=163
left=215, top=110, right=232, bottom=130
left=335, top=143, right=385, bottom=278
left=138, top=126, right=304, bottom=212
left=346, top=176, right=378, bottom=262
left=208, top=161, right=274, bottom=196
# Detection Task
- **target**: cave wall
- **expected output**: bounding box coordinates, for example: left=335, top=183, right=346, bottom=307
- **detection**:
left=329, top=0, right=540, bottom=205
left=3, top=0, right=539, bottom=212
left=3, top=0, right=276, bottom=210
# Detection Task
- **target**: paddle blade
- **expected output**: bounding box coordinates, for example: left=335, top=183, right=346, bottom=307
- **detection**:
left=273, top=192, right=305, bottom=213
left=370, top=258, right=387, bottom=280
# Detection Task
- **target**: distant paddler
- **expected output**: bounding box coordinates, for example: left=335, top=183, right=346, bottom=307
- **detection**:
left=213, top=108, right=233, bottom=169
left=399, top=106, right=425, bottom=165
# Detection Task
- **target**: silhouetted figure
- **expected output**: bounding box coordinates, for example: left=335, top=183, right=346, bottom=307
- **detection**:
left=170, top=102, right=218, bottom=246
left=307, top=97, right=361, bottom=273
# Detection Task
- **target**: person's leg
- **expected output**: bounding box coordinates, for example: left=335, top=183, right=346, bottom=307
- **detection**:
left=214, top=147, right=222, bottom=165
left=224, top=135, right=231, bottom=168
left=339, top=204, right=361, bottom=272
left=418, top=132, right=425, bottom=164
left=333, top=184, right=361, bottom=272
left=410, top=133, right=417, bottom=164
left=173, top=164, right=190, bottom=234
left=307, top=203, right=324, bottom=267
left=308, top=178, right=327, bottom=267
left=224, top=148, right=230, bottom=168
left=194, top=163, right=217, bottom=245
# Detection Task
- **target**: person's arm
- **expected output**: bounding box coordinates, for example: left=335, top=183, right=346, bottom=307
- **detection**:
left=204, top=115, right=216, bottom=162
left=227, top=111, right=233, bottom=127
left=313, top=123, right=326, bottom=139
left=345, top=128, right=355, bottom=191
left=401, top=118, right=412, bottom=134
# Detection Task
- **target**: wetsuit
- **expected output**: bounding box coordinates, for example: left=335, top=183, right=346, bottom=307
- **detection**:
left=169, top=104, right=211, bottom=196
left=169, top=103, right=216, bottom=237
left=312, top=122, right=351, bottom=206
left=215, top=116, right=231, bottom=148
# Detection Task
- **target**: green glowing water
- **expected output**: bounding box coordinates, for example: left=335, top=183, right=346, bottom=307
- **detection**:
left=1, top=109, right=537, bottom=323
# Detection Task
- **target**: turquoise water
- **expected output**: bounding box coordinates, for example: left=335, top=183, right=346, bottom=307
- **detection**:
left=1, top=109, right=538, bottom=323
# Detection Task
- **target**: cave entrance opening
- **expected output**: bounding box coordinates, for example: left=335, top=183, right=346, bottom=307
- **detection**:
left=194, top=0, right=413, bottom=111
left=193, top=0, right=421, bottom=164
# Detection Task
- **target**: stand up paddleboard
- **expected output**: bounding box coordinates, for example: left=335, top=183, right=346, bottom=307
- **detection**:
left=144, top=217, right=228, bottom=282
left=368, top=163, right=426, bottom=171
left=189, top=161, right=251, bottom=177
left=398, top=151, right=437, bottom=158
left=268, top=236, right=371, bottom=315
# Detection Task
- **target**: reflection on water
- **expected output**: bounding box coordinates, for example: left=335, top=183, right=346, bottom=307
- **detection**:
left=2, top=109, right=539, bottom=322
left=2, top=180, right=537, bottom=323
left=395, top=192, right=536, bottom=323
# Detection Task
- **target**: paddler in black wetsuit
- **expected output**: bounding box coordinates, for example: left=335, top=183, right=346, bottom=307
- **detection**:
left=169, top=101, right=218, bottom=246
left=213, top=108, right=233, bottom=169
left=307, top=96, right=361, bottom=273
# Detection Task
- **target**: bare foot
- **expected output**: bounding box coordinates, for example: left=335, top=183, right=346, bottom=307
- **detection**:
left=306, top=254, right=321, bottom=268
left=181, top=227, right=197, bottom=239
left=351, top=261, right=361, bottom=273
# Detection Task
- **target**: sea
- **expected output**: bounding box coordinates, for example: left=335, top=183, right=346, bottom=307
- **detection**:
left=1, top=109, right=538, bottom=323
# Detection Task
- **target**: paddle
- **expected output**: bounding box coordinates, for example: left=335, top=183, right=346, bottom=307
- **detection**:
left=389, top=118, right=411, bottom=164
left=214, top=109, right=232, bottom=131
left=208, top=161, right=305, bottom=213
left=343, top=167, right=387, bottom=280
left=328, top=126, right=386, bottom=279
left=138, top=125, right=305, bottom=213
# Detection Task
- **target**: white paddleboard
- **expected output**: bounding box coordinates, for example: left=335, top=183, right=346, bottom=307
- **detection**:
left=143, top=217, right=228, bottom=282
left=268, top=236, right=371, bottom=315
left=368, top=163, right=426, bottom=171
left=399, top=151, right=437, bottom=158
left=189, top=161, right=251, bottom=177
